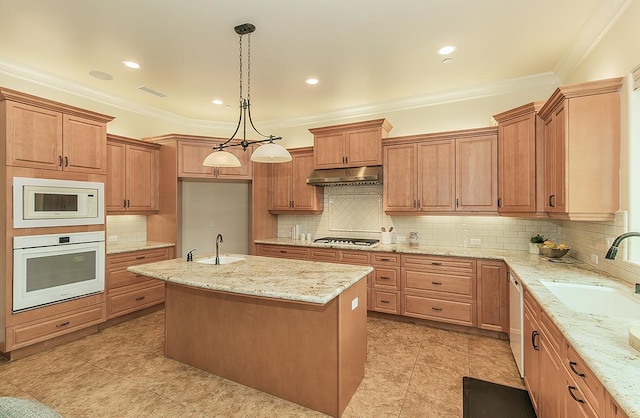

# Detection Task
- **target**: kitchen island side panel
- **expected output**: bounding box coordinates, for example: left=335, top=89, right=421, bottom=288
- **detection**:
left=164, top=280, right=367, bottom=417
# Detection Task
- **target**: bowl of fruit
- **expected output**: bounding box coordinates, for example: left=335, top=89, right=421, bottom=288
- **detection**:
left=539, top=241, right=570, bottom=258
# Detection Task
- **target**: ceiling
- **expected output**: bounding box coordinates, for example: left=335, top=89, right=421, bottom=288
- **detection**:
left=0, top=0, right=630, bottom=126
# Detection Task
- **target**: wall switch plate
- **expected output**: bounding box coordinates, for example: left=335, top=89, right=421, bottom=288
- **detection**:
left=397, top=235, right=406, bottom=242
left=208, top=220, right=214, bottom=228
left=108, top=235, right=118, bottom=242
left=351, top=297, right=359, bottom=311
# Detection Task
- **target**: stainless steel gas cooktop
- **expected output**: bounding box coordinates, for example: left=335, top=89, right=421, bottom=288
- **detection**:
left=313, top=237, right=380, bottom=247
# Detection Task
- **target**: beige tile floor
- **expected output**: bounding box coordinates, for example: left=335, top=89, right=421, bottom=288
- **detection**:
left=0, top=310, right=524, bottom=417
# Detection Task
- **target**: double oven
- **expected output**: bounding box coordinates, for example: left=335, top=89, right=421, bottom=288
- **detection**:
left=12, top=177, right=106, bottom=312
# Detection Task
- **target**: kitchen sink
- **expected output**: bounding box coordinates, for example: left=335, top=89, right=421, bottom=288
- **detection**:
left=540, top=281, right=640, bottom=319
left=196, top=256, right=245, bottom=265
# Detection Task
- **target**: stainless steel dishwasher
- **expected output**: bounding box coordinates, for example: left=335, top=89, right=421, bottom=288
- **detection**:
left=509, top=272, right=524, bottom=378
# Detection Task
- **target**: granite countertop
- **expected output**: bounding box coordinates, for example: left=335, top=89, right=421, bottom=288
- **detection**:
left=127, top=254, right=372, bottom=305
left=107, top=241, right=175, bottom=255
left=256, top=238, right=640, bottom=416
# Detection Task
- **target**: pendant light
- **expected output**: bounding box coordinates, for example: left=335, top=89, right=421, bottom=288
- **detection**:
left=203, top=23, right=292, bottom=167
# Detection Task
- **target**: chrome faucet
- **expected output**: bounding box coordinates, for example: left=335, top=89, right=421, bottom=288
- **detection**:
left=215, top=234, right=224, bottom=265
left=605, top=232, right=640, bottom=260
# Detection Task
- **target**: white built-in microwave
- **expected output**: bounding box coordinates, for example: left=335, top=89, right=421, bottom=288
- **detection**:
left=13, top=177, right=104, bottom=228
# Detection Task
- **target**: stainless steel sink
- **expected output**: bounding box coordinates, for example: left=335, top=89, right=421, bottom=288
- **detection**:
left=540, top=280, right=640, bottom=319
left=196, top=256, right=245, bottom=265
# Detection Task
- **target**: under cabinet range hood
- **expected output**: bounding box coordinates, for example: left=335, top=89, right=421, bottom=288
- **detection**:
left=306, top=166, right=383, bottom=186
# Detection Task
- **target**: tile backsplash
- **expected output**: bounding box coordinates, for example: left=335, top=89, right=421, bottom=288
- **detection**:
left=278, top=186, right=640, bottom=285
left=106, top=215, right=147, bottom=244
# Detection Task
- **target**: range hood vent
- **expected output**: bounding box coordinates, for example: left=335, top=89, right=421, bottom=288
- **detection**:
left=306, top=166, right=383, bottom=186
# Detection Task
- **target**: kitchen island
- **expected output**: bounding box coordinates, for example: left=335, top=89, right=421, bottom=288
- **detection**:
left=128, top=254, right=372, bottom=417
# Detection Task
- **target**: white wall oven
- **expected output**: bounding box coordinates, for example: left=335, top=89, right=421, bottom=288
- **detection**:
left=13, top=231, right=105, bottom=312
left=13, top=177, right=104, bottom=228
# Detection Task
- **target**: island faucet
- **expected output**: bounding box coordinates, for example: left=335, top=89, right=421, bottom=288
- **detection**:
left=215, top=234, right=224, bottom=265
left=605, top=232, right=640, bottom=260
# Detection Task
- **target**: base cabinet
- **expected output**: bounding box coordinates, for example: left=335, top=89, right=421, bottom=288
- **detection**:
left=106, top=247, right=172, bottom=319
left=476, top=260, right=508, bottom=332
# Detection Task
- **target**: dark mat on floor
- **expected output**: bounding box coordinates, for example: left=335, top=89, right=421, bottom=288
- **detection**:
left=463, top=377, right=536, bottom=418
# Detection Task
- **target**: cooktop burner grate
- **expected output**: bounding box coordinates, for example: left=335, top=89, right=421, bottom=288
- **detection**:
left=313, top=237, right=380, bottom=246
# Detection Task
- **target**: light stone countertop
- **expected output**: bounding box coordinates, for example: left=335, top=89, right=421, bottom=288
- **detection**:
left=107, top=241, right=175, bottom=255
left=256, top=238, right=640, bottom=417
left=127, top=254, right=373, bottom=305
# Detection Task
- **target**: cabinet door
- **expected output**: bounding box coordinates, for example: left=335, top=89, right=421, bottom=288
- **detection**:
left=217, top=145, right=252, bottom=179
left=418, top=140, right=455, bottom=212
left=314, top=132, right=345, bottom=168
left=383, top=143, right=417, bottom=212
left=456, top=134, right=498, bottom=211
left=62, top=114, right=107, bottom=174
left=544, top=104, right=566, bottom=212
left=126, top=144, right=158, bottom=211
left=538, top=335, right=564, bottom=418
left=476, top=261, right=508, bottom=332
left=523, top=305, right=540, bottom=412
left=270, top=160, right=293, bottom=210
left=498, top=114, right=537, bottom=212
left=106, top=141, right=127, bottom=212
left=5, top=101, right=63, bottom=170
left=291, top=152, right=318, bottom=210
left=345, top=128, right=382, bottom=167
left=178, top=141, right=215, bottom=178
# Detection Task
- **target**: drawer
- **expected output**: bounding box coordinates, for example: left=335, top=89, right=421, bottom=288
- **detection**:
left=258, top=244, right=309, bottom=260
left=402, top=293, right=475, bottom=327
left=540, top=310, right=563, bottom=356
left=565, top=344, right=605, bottom=416
left=402, top=255, right=476, bottom=274
left=310, top=248, right=339, bottom=263
left=523, top=289, right=540, bottom=321
left=374, top=267, right=400, bottom=289
left=371, top=289, right=400, bottom=314
left=402, top=270, right=473, bottom=298
left=108, top=268, right=159, bottom=291
left=7, top=304, right=106, bottom=350
left=107, top=248, right=172, bottom=268
left=339, top=250, right=371, bottom=265
left=372, top=252, right=400, bottom=267
left=107, top=283, right=165, bottom=318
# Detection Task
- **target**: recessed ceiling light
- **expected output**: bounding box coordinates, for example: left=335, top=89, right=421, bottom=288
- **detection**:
left=122, top=60, right=140, bottom=69
left=437, top=46, right=456, bottom=55
left=305, top=78, right=319, bottom=85
left=89, top=70, right=113, bottom=80
left=212, top=99, right=223, bottom=105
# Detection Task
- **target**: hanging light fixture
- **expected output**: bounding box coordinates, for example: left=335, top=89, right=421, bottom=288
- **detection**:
left=203, top=23, right=292, bottom=167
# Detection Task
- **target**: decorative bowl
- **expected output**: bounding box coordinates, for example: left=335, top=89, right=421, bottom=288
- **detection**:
left=539, top=247, right=570, bottom=258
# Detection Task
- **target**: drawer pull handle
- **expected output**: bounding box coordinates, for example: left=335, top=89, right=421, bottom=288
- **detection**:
left=380, top=258, right=391, bottom=262
left=431, top=262, right=442, bottom=266
left=568, top=386, right=585, bottom=404
left=135, top=296, right=146, bottom=301
left=569, top=361, right=586, bottom=377
left=135, top=274, right=142, bottom=277
left=56, top=321, right=70, bottom=328
left=431, top=281, right=443, bottom=285
left=431, top=307, right=443, bottom=311
left=532, top=330, right=540, bottom=351
left=279, top=250, right=288, bottom=253
left=136, top=256, right=146, bottom=260
left=380, top=276, right=391, bottom=280
left=380, top=299, right=390, bottom=304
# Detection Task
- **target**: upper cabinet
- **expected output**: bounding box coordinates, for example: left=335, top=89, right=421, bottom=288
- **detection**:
left=178, top=138, right=252, bottom=180
left=106, top=134, right=160, bottom=213
left=493, top=102, right=546, bottom=216
left=310, top=119, right=392, bottom=169
left=0, top=88, right=113, bottom=174
left=538, top=78, right=622, bottom=221
left=383, top=127, right=497, bottom=214
left=269, top=147, right=324, bottom=214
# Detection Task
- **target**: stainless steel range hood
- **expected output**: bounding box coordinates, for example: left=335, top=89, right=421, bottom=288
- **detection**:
left=306, top=166, right=383, bottom=186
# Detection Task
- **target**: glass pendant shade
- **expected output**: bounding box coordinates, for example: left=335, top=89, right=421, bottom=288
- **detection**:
left=250, top=143, right=292, bottom=163
left=203, top=150, right=241, bottom=167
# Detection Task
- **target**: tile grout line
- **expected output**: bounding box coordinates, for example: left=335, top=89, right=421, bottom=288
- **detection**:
left=396, top=329, right=425, bottom=418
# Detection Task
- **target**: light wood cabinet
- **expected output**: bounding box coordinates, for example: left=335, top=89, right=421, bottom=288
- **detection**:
left=401, top=254, right=476, bottom=326
left=538, top=78, right=622, bottom=221
left=383, top=127, right=498, bottom=214
left=256, top=244, right=310, bottom=260
left=476, top=260, right=508, bottom=332
left=269, top=147, right=324, bottom=214
left=523, top=290, right=540, bottom=411
left=178, top=139, right=252, bottom=180
left=106, top=134, right=160, bottom=213
left=370, top=253, right=401, bottom=314
left=493, top=102, right=546, bottom=215
left=1, top=89, right=113, bottom=174
left=310, top=119, right=392, bottom=169
left=106, top=247, right=172, bottom=319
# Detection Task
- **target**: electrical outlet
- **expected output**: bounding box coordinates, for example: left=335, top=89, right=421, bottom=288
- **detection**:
left=470, top=238, right=481, bottom=246
left=351, top=297, right=359, bottom=311
left=108, top=235, right=118, bottom=242
left=208, top=219, right=214, bottom=228
left=591, top=254, right=599, bottom=265
left=397, top=235, right=406, bottom=243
